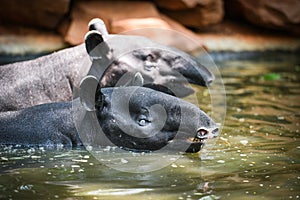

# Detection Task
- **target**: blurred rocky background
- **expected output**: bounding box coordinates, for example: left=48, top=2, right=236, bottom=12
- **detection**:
left=0, top=0, right=299, bottom=64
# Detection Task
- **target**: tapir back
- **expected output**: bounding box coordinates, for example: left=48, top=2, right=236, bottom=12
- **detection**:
left=0, top=102, right=80, bottom=147
left=0, top=44, right=90, bottom=111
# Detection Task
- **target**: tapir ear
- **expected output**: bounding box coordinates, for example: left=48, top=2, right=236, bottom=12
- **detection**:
left=80, top=75, right=99, bottom=111
left=124, top=72, right=144, bottom=87
left=132, top=72, right=144, bottom=86
left=85, top=30, right=104, bottom=54
left=88, top=18, right=109, bottom=36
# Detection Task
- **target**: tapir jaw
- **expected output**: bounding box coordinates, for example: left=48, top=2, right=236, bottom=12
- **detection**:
left=95, top=86, right=219, bottom=153
left=144, top=82, right=194, bottom=98
left=186, top=126, right=219, bottom=153
left=165, top=126, right=219, bottom=153
left=172, top=60, right=215, bottom=87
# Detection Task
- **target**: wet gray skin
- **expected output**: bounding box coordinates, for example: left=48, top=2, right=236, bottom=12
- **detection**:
left=94, top=86, right=219, bottom=153
left=0, top=18, right=214, bottom=111
left=87, top=19, right=214, bottom=97
left=0, top=86, right=218, bottom=153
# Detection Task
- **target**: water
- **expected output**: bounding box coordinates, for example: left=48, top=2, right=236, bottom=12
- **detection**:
left=0, top=52, right=299, bottom=199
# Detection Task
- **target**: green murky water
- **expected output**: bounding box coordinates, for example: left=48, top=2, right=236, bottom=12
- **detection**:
left=0, top=52, right=299, bottom=200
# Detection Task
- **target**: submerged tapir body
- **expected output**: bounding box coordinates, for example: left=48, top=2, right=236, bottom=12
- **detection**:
left=0, top=86, right=218, bottom=153
left=0, top=19, right=214, bottom=112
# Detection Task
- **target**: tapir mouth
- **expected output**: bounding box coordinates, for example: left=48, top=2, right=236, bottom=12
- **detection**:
left=194, top=127, right=218, bottom=142
left=144, top=82, right=194, bottom=97
left=185, top=127, right=219, bottom=152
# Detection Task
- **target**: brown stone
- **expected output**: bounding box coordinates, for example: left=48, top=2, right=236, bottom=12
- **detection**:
left=0, top=25, right=66, bottom=55
left=0, top=0, right=70, bottom=30
left=111, top=15, right=204, bottom=52
left=153, top=0, right=201, bottom=10
left=159, top=14, right=206, bottom=52
left=111, top=17, right=172, bottom=33
left=154, top=0, right=224, bottom=27
left=63, top=0, right=204, bottom=52
left=226, top=0, right=300, bottom=35
left=64, top=0, right=160, bottom=45
left=195, top=20, right=300, bottom=52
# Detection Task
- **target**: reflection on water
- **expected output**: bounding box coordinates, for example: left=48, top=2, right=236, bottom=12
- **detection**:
left=0, top=52, right=299, bottom=199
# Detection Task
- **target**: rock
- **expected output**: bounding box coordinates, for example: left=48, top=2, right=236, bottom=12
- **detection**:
left=111, top=17, right=172, bottom=33
left=0, top=0, right=70, bottom=30
left=159, top=14, right=206, bottom=52
left=154, top=0, right=224, bottom=27
left=195, top=20, right=300, bottom=52
left=226, top=0, right=300, bottom=35
left=64, top=0, right=160, bottom=45
left=111, top=15, right=203, bottom=52
left=62, top=0, right=204, bottom=52
left=0, top=25, right=66, bottom=57
left=153, top=0, right=201, bottom=10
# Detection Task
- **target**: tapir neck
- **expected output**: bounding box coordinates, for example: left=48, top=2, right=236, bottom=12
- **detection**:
left=0, top=102, right=81, bottom=147
left=0, top=44, right=91, bottom=111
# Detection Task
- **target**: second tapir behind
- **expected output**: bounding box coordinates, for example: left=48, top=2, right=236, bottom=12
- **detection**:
left=0, top=18, right=214, bottom=111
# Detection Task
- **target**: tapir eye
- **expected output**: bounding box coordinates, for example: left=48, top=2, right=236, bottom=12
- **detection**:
left=137, top=115, right=150, bottom=126
left=146, top=54, right=155, bottom=62
left=138, top=119, right=146, bottom=126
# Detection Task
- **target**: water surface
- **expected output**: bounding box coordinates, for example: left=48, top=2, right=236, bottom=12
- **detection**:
left=0, top=52, right=299, bottom=199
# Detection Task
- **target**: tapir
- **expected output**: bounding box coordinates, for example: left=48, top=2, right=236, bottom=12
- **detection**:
left=0, top=18, right=214, bottom=112
left=0, top=74, right=218, bottom=153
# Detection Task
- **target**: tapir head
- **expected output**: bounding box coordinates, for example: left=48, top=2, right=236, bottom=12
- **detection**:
left=85, top=19, right=214, bottom=97
left=80, top=75, right=219, bottom=153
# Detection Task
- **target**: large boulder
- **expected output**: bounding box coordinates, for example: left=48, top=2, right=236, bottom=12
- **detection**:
left=154, top=0, right=224, bottom=27
left=62, top=0, right=203, bottom=52
left=63, top=0, right=160, bottom=45
left=0, top=24, right=66, bottom=65
left=226, top=0, right=300, bottom=35
left=0, top=0, right=70, bottom=30
left=153, top=0, right=202, bottom=10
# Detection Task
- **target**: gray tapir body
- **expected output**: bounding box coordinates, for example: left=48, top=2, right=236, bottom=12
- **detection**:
left=0, top=85, right=218, bottom=153
left=0, top=19, right=214, bottom=112
left=0, top=44, right=87, bottom=111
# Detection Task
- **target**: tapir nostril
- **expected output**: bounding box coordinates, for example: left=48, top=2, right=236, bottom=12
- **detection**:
left=206, top=79, right=213, bottom=86
left=212, top=127, right=219, bottom=135
left=197, top=128, right=208, bottom=137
